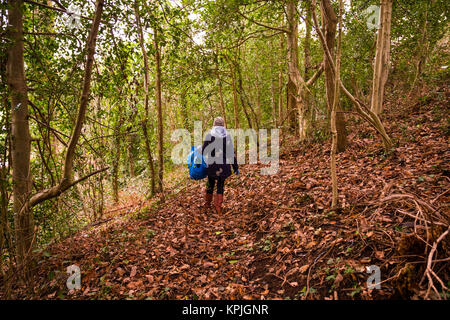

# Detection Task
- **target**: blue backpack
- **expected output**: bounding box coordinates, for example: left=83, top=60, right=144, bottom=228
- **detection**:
left=187, top=145, right=207, bottom=180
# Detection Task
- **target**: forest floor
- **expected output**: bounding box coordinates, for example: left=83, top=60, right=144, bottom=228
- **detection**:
left=3, top=81, right=449, bottom=300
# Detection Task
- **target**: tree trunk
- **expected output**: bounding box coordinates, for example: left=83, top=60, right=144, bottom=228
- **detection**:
left=112, top=121, right=121, bottom=203
left=287, top=0, right=318, bottom=141
left=142, top=125, right=155, bottom=195
left=230, top=62, right=240, bottom=129
left=270, top=62, right=277, bottom=127
left=331, top=0, right=343, bottom=209
left=236, top=60, right=256, bottom=130
left=61, top=3, right=103, bottom=185
left=112, top=90, right=123, bottom=204
left=321, top=0, right=347, bottom=152
left=255, top=65, right=262, bottom=129
left=411, top=3, right=429, bottom=91
left=154, top=29, right=164, bottom=197
left=286, top=0, right=300, bottom=133
left=371, top=0, right=393, bottom=115
left=0, top=162, right=8, bottom=275
left=7, top=0, right=34, bottom=279
left=215, top=52, right=227, bottom=127
left=278, top=34, right=284, bottom=127
left=134, top=0, right=156, bottom=196
left=0, top=94, right=11, bottom=280
left=127, top=133, right=136, bottom=177
left=217, top=73, right=227, bottom=127
left=304, top=1, right=314, bottom=132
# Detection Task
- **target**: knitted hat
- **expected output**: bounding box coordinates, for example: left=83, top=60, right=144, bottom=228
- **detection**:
left=213, top=117, right=225, bottom=127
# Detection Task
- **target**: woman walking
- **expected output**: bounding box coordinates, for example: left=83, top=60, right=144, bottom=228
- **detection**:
left=202, top=117, right=239, bottom=214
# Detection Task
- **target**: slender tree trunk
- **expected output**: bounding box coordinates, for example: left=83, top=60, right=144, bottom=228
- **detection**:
left=287, top=0, right=317, bottom=141
left=112, top=120, right=121, bottom=203
left=411, top=2, right=428, bottom=91
left=154, top=29, right=164, bottom=197
left=304, top=1, right=314, bottom=133
left=217, top=73, right=227, bottom=127
left=236, top=60, right=256, bottom=130
left=321, top=0, right=347, bottom=152
left=7, top=0, right=33, bottom=279
left=1, top=93, right=13, bottom=293
left=304, top=2, right=312, bottom=83
left=331, top=0, right=343, bottom=209
left=96, top=166, right=104, bottom=220
left=278, top=33, right=284, bottom=127
left=0, top=95, right=10, bottom=280
left=94, top=96, right=105, bottom=217
left=371, top=0, right=393, bottom=115
left=142, top=125, right=155, bottom=195
left=286, top=0, right=300, bottom=133
left=271, top=63, right=277, bottom=127
left=179, top=90, right=190, bottom=130
left=255, top=65, right=262, bottom=128
left=62, top=4, right=103, bottom=185
left=127, top=133, right=136, bottom=177
left=112, top=93, right=123, bottom=204
left=215, top=52, right=227, bottom=127
left=230, top=62, right=240, bottom=129
left=134, top=0, right=156, bottom=196
left=0, top=164, right=7, bottom=276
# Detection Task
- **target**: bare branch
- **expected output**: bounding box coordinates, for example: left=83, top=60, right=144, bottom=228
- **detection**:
left=237, top=9, right=288, bottom=33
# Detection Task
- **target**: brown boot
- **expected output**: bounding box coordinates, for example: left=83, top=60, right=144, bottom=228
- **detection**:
left=204, top=193, right=213, bottom=210
left=214, top=194, right=223, bottom=215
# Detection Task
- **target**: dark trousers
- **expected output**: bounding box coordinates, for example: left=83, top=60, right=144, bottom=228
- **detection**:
left=206, top=176, right=225, bottom=194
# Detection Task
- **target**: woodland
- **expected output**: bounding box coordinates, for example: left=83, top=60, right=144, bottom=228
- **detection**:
left=0, top=0, right=449, bottom=300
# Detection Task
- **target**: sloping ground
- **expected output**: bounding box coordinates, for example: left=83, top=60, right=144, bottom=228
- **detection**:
left=3, top=83, right=449, bottom=300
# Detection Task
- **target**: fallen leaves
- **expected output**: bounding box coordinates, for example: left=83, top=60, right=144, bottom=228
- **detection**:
left=7, top=91, right=449, bottom=301
left=299, top=265, right=310, bottom=274
left=130, top=266, right=137, bottom=278
left=116, top=267, right=125, bottom=276
left=203, top=261, right=215, bottom=268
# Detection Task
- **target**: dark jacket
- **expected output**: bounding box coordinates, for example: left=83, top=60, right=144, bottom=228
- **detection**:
left=202, top=126, right=238, bottom=179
